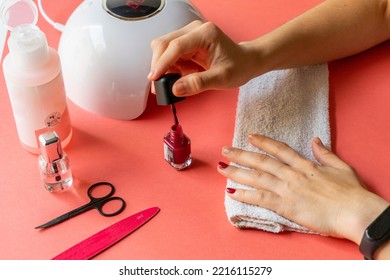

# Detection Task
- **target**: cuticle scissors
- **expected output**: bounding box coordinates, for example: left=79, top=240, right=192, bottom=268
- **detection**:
left=35, top=182, right=126, bottom=229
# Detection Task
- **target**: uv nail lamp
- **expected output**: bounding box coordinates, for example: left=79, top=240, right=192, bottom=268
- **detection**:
left=58, top=0, right=202, bottom=119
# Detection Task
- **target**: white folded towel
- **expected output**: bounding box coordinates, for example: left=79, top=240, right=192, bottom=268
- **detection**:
left=224, top=64, right=330, bottom=233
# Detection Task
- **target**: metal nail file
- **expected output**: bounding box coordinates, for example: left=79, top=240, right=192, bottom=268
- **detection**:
left=52, top=207, right=160, bottom=260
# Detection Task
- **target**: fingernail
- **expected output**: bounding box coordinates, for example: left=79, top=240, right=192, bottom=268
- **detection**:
left=222, top=146, right=232, bottom=155
left=314, top=137, right=324, bottom=147
left=226, top=188, right=236, bottom=194
left=218, top=161, right=229, bottom=169
left=248, top=134, right=255, bottom=141
left=173, top=81, right=187, bottom=96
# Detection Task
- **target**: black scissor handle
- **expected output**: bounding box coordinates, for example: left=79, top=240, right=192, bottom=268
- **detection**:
left=95, top=197, right=126, bottom=217
left=87, top=181, right=116, bottom=200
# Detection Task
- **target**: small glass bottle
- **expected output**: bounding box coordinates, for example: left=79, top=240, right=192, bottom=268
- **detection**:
left=1, top=0, right=72, bottom=154
left=164, top=124, right=192, bottom=170
left=38, top=131, right=73, bottom=192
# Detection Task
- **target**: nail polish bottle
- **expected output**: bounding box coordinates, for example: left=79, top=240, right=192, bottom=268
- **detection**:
left=163, top=124, right=192, bottom=170
left=1, top=0, right=72, bottom=154
left=155, top=73, right=192, bottom=170
left=38, top=131, right=73, bottom=192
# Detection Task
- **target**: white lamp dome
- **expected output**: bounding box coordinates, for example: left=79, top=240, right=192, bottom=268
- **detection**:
left=59, top=0, right=202, bottom=120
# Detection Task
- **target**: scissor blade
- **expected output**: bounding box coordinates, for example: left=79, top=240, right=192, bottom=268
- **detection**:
left=51, top=207, right=160, bottom=260
left=35, top=213, right=71, bottom=229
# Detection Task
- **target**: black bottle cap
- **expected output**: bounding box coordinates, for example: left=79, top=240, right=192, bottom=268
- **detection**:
left=155, top=73, right=186, bottom=105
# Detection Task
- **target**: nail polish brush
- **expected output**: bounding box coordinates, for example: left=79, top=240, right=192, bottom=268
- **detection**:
left=154, top=73, right=192, bottom=170
left=171, top=103, right=179, bottom=126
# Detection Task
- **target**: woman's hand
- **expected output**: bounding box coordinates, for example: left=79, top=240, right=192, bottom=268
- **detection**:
left=148, top=20, right=259, bottom=96
left=218, top=134, right=389, bottom=245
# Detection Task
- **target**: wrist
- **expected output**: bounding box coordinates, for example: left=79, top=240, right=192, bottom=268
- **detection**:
left=339, top=192, right=389, bottom=245
left=359, top=205, right=390, bottom=259
left=238, top=39, right=275, bottom=79
left=374, top=238, right=390, bottom=260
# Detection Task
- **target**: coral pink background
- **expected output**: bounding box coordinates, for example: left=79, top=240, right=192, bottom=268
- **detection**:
left=1, top=0, right=389, bottom=259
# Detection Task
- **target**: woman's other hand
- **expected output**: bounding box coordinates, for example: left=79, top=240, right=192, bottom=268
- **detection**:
left=218, top=134, right=389, bottom=246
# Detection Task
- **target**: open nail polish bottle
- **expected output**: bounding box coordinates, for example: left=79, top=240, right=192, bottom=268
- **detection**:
left=155, top=73, right=192, bottom=170
left=163, top=124, right=192, bottom=170
left=38, top=131, right=73, bottom=192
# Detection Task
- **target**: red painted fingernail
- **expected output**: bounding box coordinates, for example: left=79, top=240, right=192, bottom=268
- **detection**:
left=218, top=161, right=229, bottom=169
left=226, top=188, right=236, bottom=194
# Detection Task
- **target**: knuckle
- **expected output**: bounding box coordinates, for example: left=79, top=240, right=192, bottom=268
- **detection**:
left=249, top=190, right=264, bottom=201
left=247, top=190, right=269, bottom=204
left=201, top=21, right=219, bottom=39
left=169, top=39, right=184, bottom=53
left=273, top=141, right=290, bottom=154
left=150, top=37, right=165, bottom=49
left=254, top=152, right=269, bottom=164
left=189, top=74, right=205, bottom=92
left=289, top=169, right=306, bottom=182
left=190, top=19, right=204, bottom=27
left=302, top=160, right=318, bottom=172
left=283, top=171, right=306, bottom=192
left=252, top=169, right=265, bottom=181
left=231, top=148, right=246, bottom=160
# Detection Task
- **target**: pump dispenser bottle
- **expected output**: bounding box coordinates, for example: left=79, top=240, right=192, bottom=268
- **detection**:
left=1, top=0, right=72, bottom=154
left=155, top=73, right=192, bottom=170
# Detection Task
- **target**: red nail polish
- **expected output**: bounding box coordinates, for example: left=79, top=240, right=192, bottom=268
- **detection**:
left=156, top=74, right=191, bottom=170
left=226, top=188, right=236, bottom=194
left=218, top=161, right=229, bottom=169
left=164, top=124, right=192, bottom=170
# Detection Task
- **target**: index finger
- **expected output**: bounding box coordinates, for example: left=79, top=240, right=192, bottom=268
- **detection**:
left=149, top=20, right=207, bottom=80
left=248, top=134, right=310, bottom=169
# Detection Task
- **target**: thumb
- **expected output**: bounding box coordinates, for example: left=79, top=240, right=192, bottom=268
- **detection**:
left=172, top=68, right=223, bottom=96
left=312, top=137, right=350, bottom=169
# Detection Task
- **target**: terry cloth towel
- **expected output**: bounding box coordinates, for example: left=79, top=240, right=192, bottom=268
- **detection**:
left=224, top=64, right=330, bottom=233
